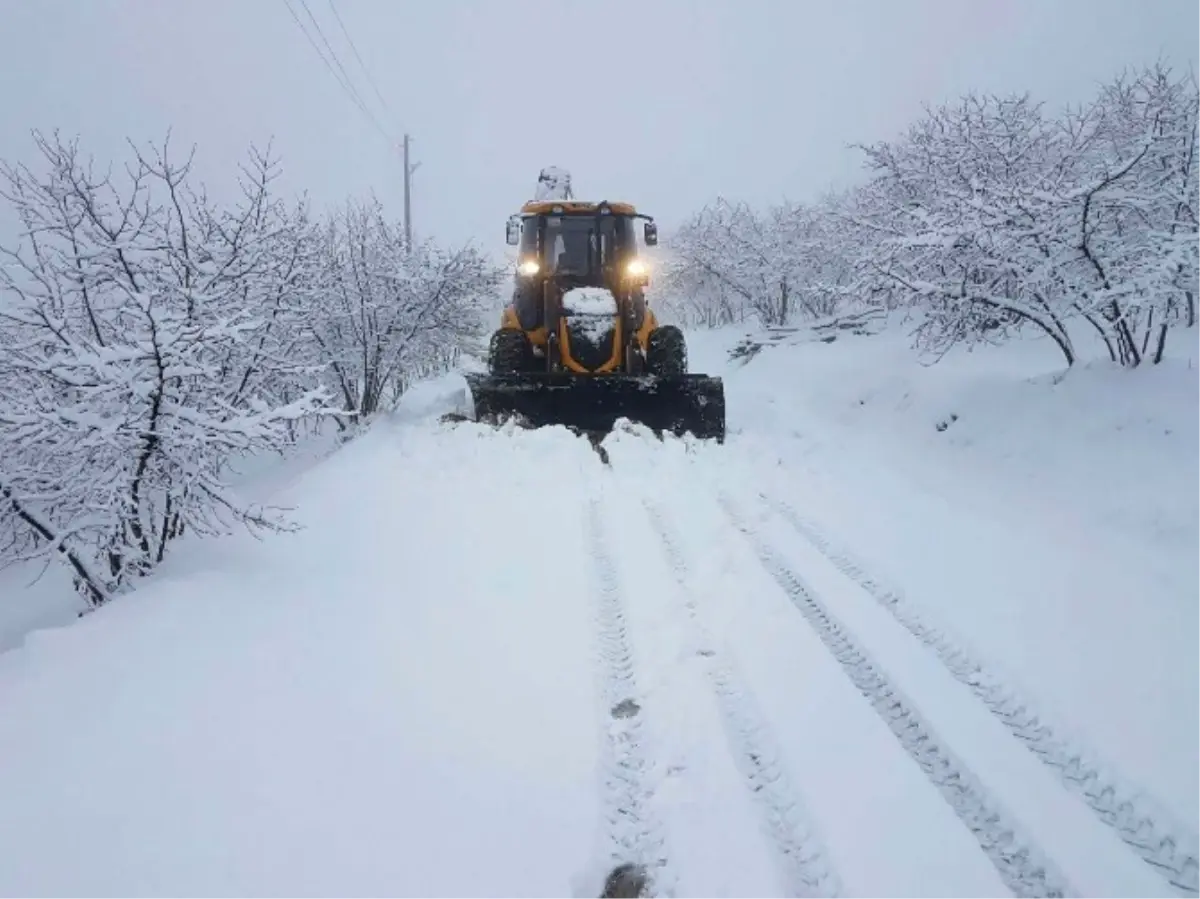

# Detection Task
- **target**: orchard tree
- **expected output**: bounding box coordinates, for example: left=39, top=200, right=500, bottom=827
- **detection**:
left=0, top=131, right=333, bottom=605
left=1065, top=63, right=1199, bottom=364
left=303, top=198, right=504, bottom=429
left=850, top=93, right=1084, bottom=365
left=663, top=60, right=1197, bottom=372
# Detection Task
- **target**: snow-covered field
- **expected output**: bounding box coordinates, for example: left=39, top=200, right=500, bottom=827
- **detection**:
left=0, top=317, right=1195, bottom=897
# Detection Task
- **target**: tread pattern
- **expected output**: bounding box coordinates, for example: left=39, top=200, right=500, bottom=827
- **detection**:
left=765, top=494, right=1199, bottom=896
left=587, top=498, right=676, bottom=897
left=721, top=493, right=1074, bottom=898
left=645, top=499, right=842, bottom=897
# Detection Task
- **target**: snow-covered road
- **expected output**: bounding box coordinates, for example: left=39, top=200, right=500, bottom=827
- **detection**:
left=591, top=424, right=1194, bottom=897
left=0, top=324, right=1195, bottom=897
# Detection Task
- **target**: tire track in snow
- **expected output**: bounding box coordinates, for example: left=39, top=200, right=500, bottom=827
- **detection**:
left=586, top=497, right=676, bottom=897
left=764, top=493, right=1200, bottom=897
left=719, top=493, right=1074, bottom=899
left=643, top=499, right=842, bottom=898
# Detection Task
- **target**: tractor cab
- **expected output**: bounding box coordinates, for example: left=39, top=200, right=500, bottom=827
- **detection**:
left=507, top=201, right=656, bottom=288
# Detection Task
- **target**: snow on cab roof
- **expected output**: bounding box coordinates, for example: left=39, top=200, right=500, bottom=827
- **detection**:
left=519, top=200, right=639, bottom=216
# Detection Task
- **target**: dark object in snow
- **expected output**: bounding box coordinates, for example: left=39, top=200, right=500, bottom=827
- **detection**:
left=935, top=413, right=960, bottom=432
left=610, top=698, right=640, bottom=719
left=600, top=861, right=648, bottom=897
left=730, top=309, right=886, bottom=365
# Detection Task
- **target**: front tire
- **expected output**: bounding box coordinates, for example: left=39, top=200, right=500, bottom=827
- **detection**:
left=489, top=329, right=534, bottom=374
left=645, top=325, right=687, bottom=377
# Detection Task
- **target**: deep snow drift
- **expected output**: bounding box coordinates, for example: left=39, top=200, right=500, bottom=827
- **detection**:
left=0, top=316, right=1195, bottom=897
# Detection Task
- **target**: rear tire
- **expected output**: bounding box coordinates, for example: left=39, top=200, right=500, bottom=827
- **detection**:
left=489, top=329, right=534, bottom=374
left=645, top=325, right=687, bottom=377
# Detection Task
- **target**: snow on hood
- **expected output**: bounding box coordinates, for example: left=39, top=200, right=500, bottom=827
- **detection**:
left=562, top=287, right=616, bottom=316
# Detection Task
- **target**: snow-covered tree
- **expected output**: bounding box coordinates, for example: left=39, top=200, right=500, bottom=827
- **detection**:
left=0, top=131, right=336, bottom=605
left=660, top=193, right=877, bottom=328
left=664, top=61, right=1198, bottom=369
left=661, top=198, right=769, bottom=326
left=851, top=65, right=1198, bottom=367
left=303, top=197, right=503, bottom=430
left=849, top=92, right=1087, bottom=365
left=1064, top=63, right=1199, bottom=364
left=0, top=132, right=500, bottom=608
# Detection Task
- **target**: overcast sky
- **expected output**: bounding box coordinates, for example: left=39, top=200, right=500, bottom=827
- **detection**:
left=1, top=0, right=1196, bottom=255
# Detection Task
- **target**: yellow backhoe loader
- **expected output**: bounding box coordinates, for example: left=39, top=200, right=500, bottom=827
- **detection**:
left=462, top=195, right=725, bottom=442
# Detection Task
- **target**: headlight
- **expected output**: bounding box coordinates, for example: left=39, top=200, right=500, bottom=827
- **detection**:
left=517, top=259, right=540, bottom=277
left=626, top=259, right=648, bottom=277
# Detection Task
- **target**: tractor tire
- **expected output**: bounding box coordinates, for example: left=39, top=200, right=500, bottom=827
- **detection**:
left=645, top=325, right=687, bottom=377
left=489, top=329, right=534, bottom=374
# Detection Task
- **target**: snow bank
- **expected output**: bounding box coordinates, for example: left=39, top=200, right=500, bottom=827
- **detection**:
left=0, top=375, right=471, bottom=656
left=0, top=423, right=344, bottom=654
left=0, top=419, right=611, bottom=897
left=0, top=563, right=79, bottom=655
left=724, top=318, right=1197, bottom=552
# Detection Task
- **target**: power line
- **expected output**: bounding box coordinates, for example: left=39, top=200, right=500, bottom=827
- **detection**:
left=281, top=0, right=419, bottom=241
left=295, top=0, right=378, bottom=124
left=280, top=0, right=392, bottom=144
left=326, top=0, right=397, bottom=127
left=281, top=0, right=371, bottom=128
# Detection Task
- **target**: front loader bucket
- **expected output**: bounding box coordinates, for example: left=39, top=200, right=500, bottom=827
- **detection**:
left=463, top=372, right=726, bottom=443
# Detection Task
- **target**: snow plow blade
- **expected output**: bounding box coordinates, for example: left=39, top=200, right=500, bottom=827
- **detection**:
left=463, top=371, right=726, bottom=442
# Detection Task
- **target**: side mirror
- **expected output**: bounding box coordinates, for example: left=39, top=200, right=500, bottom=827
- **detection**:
left=643, top=221, right=658, bottom=247
left=505, top=218, right=520, bottom=246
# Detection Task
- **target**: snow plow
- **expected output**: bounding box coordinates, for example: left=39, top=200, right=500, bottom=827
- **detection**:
left=462, top=171, right=725, bottom=443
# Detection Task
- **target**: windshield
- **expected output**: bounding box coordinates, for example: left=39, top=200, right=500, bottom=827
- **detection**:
left=520, top=214, right=638, bottom=276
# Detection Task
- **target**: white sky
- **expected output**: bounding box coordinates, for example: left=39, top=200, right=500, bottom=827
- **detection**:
left=1, top=0, right=1196, bottom=255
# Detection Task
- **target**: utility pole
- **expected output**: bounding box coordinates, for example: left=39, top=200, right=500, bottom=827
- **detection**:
left=402, top=133, right=421, bottom=252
